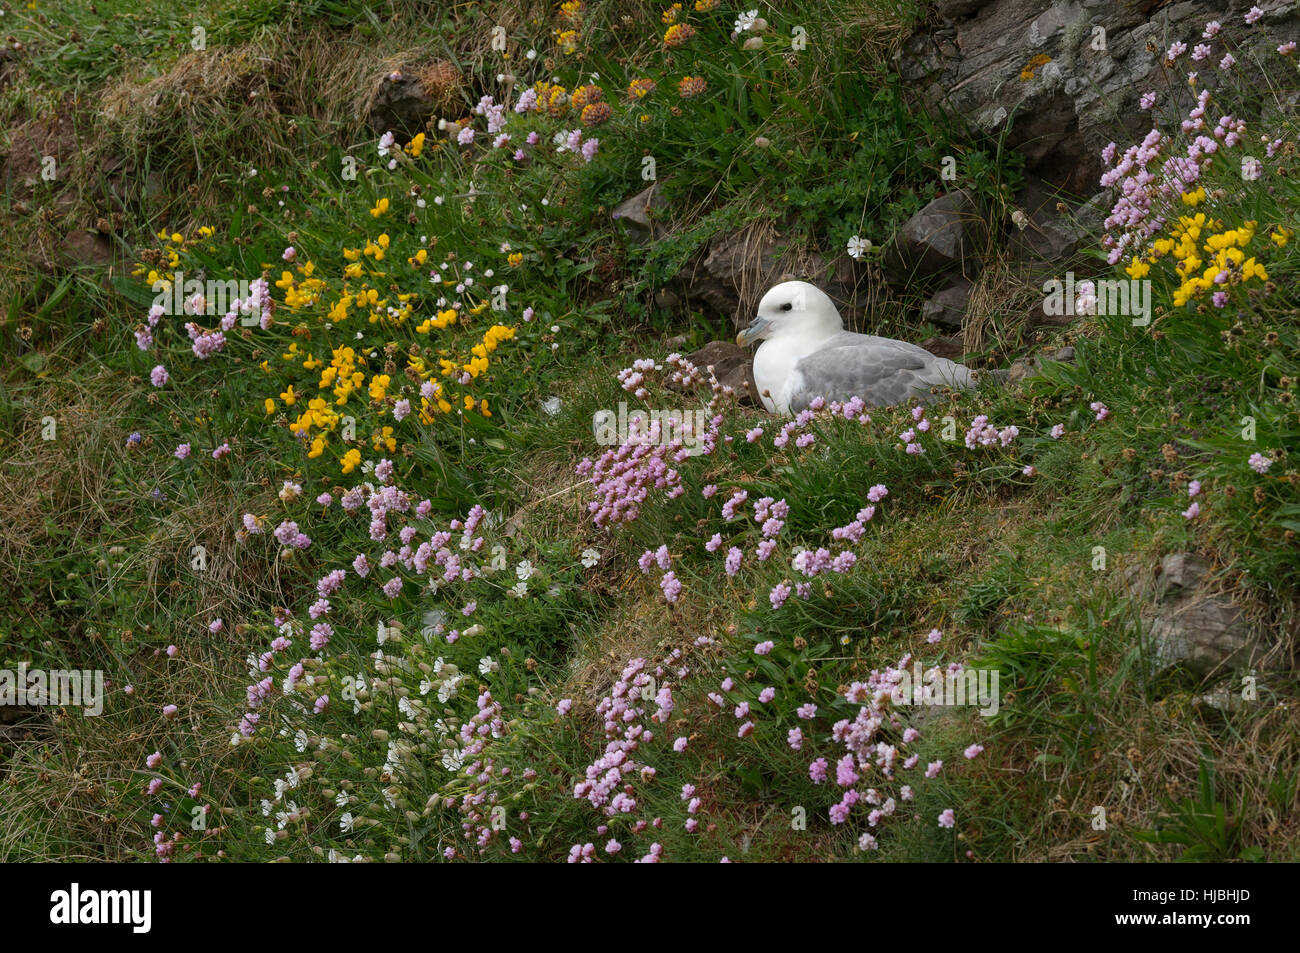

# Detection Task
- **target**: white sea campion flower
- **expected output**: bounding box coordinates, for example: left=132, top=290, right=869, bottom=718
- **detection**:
left=846, top=235, right=872, bottom=259
left=516, top=559, right=535, bottom=580
left=581, top=548, right=600, bottom=568
left=1011, top=209, right=1029, bottom=230
left=735, top=9, right=759, bottom=32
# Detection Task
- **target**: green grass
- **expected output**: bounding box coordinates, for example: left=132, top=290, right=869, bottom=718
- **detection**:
left=1, top=0, right=1297, bottom=863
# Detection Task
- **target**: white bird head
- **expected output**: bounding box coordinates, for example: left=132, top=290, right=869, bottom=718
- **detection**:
left=735, top=280, right=844, bottom=347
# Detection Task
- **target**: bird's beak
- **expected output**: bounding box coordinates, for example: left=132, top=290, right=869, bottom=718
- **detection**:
left=736, top=316, right=769, bottom=347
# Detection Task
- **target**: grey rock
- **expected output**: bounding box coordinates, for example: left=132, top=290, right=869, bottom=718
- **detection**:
left=1157, top=551, right=1211, bottom=599
left=920, top=277, right=973, bottom=330
left=1150, top=595, right=1263, bottom=677
left=918, top=334, right=965, bottom=362
left=60, top=230, right=113, bottom=268
left=1008, top=173, right=1092, bottom=266
left=884, top=189, right=974, bottom=283
left=899, top=0, right=1300, bottom=192
left=611, top=183, right=664, bottom=243
left=683, top=340, right=759, bottom=405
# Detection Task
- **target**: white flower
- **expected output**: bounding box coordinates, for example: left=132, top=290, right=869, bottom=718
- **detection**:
left=284, top=767, right=300, bottom=789
left=735, top=9, right=759, bottom=32
left=581, top=548, right=600, bottom=568
left=264, top=828, right=275, bottom=845
left=847, top=235, right=872, bottom=259
left=335, top=791, right=350, bottom=808
left=516, top=559, right=535, bottom=580
left=509, top=580, right=529, bottom=598
left=542, top=396, right=563, bottom=416
left=437, top=676, right=461, bottom=704
left=294, top=729, right=309, bottom=753
left=1011, top=209, right=1030, bottom=230
left=340, top=812, right=355, bottom=833
left=525, top=49, right=537, bottom=60
left=478, top=657, right=500, bottom=675
left=261, top=799, right=272, bottom=817
left=441, top=748, right=465, bottom=771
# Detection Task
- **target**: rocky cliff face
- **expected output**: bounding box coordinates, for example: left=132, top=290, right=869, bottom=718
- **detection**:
left=898, top=0, right=1300, bottom=195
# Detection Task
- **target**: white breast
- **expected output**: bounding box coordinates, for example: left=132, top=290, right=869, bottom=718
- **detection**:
left=752, top=341, right=800, bottom=413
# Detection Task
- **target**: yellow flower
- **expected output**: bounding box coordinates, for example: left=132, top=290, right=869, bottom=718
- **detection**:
left=1125, top=258, right=1150, bottom=279
left=341, top=448, right=362, bottom=474
left=555, top=29, right=578, bottom=54
left=627, top=78, right=657, bottom=100
left=1181, top=187, right=1206, bottom=207
left=370, top=198, right=389, bottom=217
left=664, top=23, right=696, bottom=47
left=1270, top=227, right=1292, bottom=247
left=408, top=132, right=425, bottom=158
left=581, top=102, right=613, bottom=126
left=678, top=76, right=707, bottom=98
left=280, top=385, right=297, bottom=405
left=507, top=252, right=524, bottom=267
left=264, top=398, right=277, bottom=414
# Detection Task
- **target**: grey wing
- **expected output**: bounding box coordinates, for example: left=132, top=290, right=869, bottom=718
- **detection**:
left=787, top=333, right=973, bottom=411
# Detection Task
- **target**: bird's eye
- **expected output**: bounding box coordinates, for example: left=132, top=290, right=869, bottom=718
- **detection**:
left=779, top=302, right=793, bottom=312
